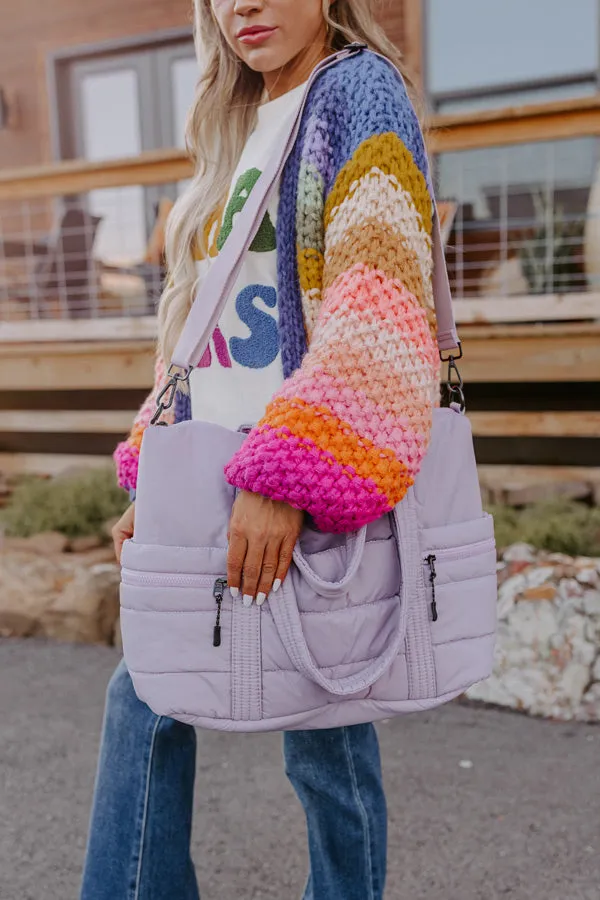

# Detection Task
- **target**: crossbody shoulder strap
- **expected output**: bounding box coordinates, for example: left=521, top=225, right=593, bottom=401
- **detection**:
left=171, top=44, right=460, bottom=372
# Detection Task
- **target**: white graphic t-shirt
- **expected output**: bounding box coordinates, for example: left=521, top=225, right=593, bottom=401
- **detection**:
left=189, top=82, right=306, bottom=430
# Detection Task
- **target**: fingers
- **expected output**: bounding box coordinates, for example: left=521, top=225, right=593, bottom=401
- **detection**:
left=239, top=540, right=265, bottom=607
left=255, top=541, right=282, bottom=606
left=226, top=492, right=303, bottom=606
left=274, top=537, right=295, bottom=593
left=227, top=529, right=248, bottom=602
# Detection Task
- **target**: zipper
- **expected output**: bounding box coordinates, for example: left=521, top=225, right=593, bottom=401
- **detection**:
left=427, top=537, right=495, bottom=563
left=121, top=569, right=229, bottom=649
left=121, top=570, right=216, bottom=589
left=423, top=537, right=495, bottom=623
left=212, top=578, right=228, bottom=648
left=425, top=555, right=438, bottom=622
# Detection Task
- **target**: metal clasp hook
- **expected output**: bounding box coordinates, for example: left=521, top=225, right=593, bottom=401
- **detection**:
left=442, top=347, right=466, bottom=413
left=150, top=366, right=191, bottom=426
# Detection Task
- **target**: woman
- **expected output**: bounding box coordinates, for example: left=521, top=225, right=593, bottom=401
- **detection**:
left=81, top=1, right=439, bottom=898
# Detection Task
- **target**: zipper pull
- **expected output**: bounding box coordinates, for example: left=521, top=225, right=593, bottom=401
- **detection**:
left=213, top=578, right=227, bottom=647
left=426, top=555, right=438, bottom=623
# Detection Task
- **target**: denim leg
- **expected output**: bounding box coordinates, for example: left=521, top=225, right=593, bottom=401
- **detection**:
left=80, top=660, right=199, bottom=900
left=284, top=724, right=387, bottom=900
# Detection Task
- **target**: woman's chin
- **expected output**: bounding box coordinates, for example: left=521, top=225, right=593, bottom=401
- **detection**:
left=239, top=47, right=292, bottom=74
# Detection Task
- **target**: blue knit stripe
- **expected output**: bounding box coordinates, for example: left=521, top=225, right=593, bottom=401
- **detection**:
left=275, top=50, right=430, bottom=381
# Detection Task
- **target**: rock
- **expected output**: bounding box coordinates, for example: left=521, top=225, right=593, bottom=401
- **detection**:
left=77, top=546, right=118, bottom=566
left=507, top=601, right=559, bottom=651
left=503, top=543, right=536, bottom=563
left=578, top=684, right=600, bottom=722
left=3, top=531, right=69, bottom=555
left=557, top=579, right=585, bottom=603
left=472, top=546, right=600, bottom=723
left=522, top=584, right=557, bottom=602
left=0, top=551, right=74, bottom=638
left=547, top=552, right=578, bottom=565
left=70, top=535, right=103, bottom=554
left=497, top=574, right=527, bottom=619
left=581, top=591, right=600, bottom=622
left=557, top=664, right=593, bottom=708
left=525, top=567, right=555, bottom=589
left=576, top=568, right=599, bottom=588
left=40, top=563, right=120, bottom=645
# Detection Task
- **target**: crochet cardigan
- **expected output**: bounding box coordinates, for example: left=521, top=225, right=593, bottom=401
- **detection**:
left=114, top=51, right=440, bottom=534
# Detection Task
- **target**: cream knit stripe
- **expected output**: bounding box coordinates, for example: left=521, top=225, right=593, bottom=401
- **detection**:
left=325, top=169, right=434, bottom=312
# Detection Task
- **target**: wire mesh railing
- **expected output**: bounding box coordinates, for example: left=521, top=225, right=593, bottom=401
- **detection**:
left=0, top=150, right=191, bottom=324
left=2, top=127, right=600, bottom=324
left=437, top=136, right=600, bottom=300
left=0, top=193, right=173, bottom=321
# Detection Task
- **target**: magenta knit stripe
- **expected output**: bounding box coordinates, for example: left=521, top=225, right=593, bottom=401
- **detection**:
left=224, top=428, right=393, bottom=533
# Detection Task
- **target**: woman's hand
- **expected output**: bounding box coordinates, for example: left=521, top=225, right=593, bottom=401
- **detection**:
left=227, top=491, right=303, bottom=606
left=112, top=503, right=135, bottom=563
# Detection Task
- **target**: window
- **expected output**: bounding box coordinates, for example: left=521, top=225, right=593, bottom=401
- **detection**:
left=438, top=138, right=598, bottom=297
left=54, top=36, right=197, bottom=264
left=426, top=0, right=600, bottom=112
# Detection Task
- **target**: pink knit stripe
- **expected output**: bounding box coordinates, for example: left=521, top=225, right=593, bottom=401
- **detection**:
left=312, top=307, right=439, bottom=378
left=114, top=442, right=140, bottom=493
left=276, top=371, right=428, bottom=461
left=320, top=264, right=436, bottom=345
left=224, top=426, right=398, bottom=533
left=305, top=347, right=439, bottom=420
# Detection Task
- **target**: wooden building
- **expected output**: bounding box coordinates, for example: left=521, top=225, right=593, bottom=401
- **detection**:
left=0, top=1, right=416, bottom=173
left=0, top=0, right=599, bottom=501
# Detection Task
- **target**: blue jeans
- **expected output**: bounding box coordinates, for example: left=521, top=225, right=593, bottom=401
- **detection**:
left=80, top=660, right=387, bottom=900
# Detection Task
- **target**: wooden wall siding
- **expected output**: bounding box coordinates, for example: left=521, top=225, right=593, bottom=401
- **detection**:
left=0, top=0, right=415, bottom=175
left=0, top=0, right=193, bottom=172
left=1, top=323, right=599, bottom=492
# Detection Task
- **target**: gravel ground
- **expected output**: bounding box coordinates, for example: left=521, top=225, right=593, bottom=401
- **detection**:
left=0, top=638, right=598, bottom=900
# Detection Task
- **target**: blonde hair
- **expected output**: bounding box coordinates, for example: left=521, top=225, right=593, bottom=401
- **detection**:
left=159, top=0, right=411, bottom=365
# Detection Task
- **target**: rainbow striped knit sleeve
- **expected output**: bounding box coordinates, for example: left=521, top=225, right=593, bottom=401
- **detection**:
left=113, top=354, right=175, bottom=492
left=224, top=56, right=440, bottom=533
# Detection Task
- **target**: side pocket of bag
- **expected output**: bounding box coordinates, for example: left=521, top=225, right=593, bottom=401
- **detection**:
left=120, top=540, right=232, bottom=676
left=421, top=514, right=498, bottom=693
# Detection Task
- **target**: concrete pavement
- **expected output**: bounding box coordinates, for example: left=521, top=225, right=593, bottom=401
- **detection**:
left=0, top=639, right=598, bottom=900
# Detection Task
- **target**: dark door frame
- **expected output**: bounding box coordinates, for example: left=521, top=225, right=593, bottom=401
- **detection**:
left=47, top=26, right=194, bottom=162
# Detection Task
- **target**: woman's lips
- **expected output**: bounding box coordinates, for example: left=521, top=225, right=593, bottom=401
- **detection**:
left=237, top=27, right=277, bottom=46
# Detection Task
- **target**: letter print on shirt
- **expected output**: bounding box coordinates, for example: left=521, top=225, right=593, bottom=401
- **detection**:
left=230, top=285, right=279, bottom=369
left=190, top=79, right=307, bottom=428
left=217, top=168, right=277, bottom=254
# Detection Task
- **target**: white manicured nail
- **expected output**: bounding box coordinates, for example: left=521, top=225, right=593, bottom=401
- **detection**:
left=272, top=579, right=282, bottom=594
left=243, top=594, right=253, bottom=608
left=256, top=593, right=266, bottom=607
left=229, top=586, right=239, bottom=599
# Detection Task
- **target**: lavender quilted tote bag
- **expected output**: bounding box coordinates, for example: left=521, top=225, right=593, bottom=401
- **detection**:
left=120, top=47, right=497, bottom=732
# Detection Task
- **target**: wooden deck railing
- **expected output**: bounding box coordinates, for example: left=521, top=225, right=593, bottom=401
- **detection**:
left=0, top=92, right=599, bottom=497
left=1, top=93, right=600, bottom=202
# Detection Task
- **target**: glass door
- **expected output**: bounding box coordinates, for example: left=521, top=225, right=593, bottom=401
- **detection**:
left=63, top=41, right=197, bottom=265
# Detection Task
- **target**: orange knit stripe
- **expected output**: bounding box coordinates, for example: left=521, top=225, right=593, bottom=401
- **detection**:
left=261, top=396, right=413, bottom=502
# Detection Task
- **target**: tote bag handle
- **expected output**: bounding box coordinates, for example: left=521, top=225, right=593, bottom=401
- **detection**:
left=268, top=503, right=418, bottom=696
left=170, top=44, right=460, bottom=373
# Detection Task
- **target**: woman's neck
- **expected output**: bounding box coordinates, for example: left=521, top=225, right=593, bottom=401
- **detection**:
left=262, top=41, right=331, bottom=100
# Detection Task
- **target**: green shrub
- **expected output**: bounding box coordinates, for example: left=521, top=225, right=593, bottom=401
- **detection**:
left=487, top=500, right=600, bottom=557
left=0, top=468, right=128, bottom=540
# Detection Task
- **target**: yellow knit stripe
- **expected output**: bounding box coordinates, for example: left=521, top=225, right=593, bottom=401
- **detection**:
left=324, top=133, right=432, bottom=235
